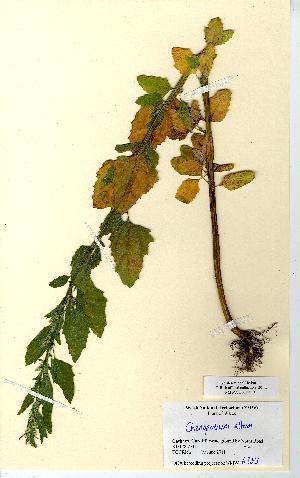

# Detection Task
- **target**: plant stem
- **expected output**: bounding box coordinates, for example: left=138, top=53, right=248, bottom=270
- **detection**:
left=140, top=74, right=189, bottom=152
left=201, top=75, right=244, bottom=339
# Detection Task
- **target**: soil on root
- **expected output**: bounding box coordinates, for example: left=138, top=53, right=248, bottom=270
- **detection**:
left=230, top=322, right=277, bottom=374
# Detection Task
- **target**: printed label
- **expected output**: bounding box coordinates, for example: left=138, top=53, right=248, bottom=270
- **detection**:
left=163, top=402, right=282, bottom=467
left=204, top=376, right=279, bottom=397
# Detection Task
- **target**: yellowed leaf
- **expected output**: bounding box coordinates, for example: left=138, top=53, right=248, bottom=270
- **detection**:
left=172, top=47, right=198, bottom=74
left=152, top=113, right=171, bottom=147
left=191, top=133, right=205, bottom=149
left=190, top=100, right=202, bottom=123
left=92, top=159, right=115, bottom=209
left=168, top=108, right=188, bottom=134
left=204, top=17, right=234, bottom=45
left=210, top=89, right=232, bottom=122
left=221, top=170, right=255, bottom=190
left=215, top=163, right=234, bottom=172
left=93, top=155, right=158, bottom=213
left=171, top=156, right=202, bottom=176
left=129, top=106, right=153, bottom=142
left=190, top=134, right=212, bottom=165
left=175, top=178, right=200, bottom=203
left=152, top=99, right=189, bottom=147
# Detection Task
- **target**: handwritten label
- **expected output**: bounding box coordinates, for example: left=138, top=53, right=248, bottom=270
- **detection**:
left=204, top=376, right=279, bottom=397
left=163, top=402, right=282, bottom=467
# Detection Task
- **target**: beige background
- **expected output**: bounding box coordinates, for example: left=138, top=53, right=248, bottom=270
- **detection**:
left=0, top=0, right=289, bottom=471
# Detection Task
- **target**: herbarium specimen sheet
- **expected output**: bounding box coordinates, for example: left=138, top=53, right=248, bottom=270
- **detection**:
left=0, top=0, right=289, bottom=472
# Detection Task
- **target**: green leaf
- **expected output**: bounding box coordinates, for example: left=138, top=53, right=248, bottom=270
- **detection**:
left=25, top=326, right=51, bottom=365
left=136, top=93, right=163, bottom=106
left=186, top=55, right=200, bottom=70
left=51, top=358, right=74, bottom=403
left=110, top=220, right=154, bottom=288
left=137, top=75, right=171, bottom=96
left=71, top=244, right=101, bottom=279
left=102, top=166, right=115, bottom=185
left=204, top=17, right=234, bottom=45
left=115, top=143, right=139, bottom=153
left=74, top=273, right=107, bottom=338
left=215, top=163, right=234, bottom=172
left=45, top=301, right=65, bottom=319
left=42, top=402, right=53, bottom=434
left=180, top=144, right=194, bottom=158
left=221, top=170, right=255, bottom=190
left=179, top=100, right=193, bottom=132
left=99, top=210, right=124, bottom=238
left=35, top=409, right=47, bottom=443
left=63, top=303, right=89, bottom=362
left=17, top=394, right=34, bottom=415
left=49, top=275, right=69, bottom=288
left=38, top=370, right=53, bottom=399
left=146, top=148, right=159, bottom=168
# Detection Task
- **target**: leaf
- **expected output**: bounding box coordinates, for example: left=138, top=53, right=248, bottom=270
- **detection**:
left=171, top=157, right=202, bottom=176
left=71, top=244, right=101, bottom=279
left=111, top=154, right=158, bottom=213
left=115, top=143, right=139, bottom=153
left=179, top=100, right=193, bottom=131
left=210, top=89, right=232, bottom=122
left=190, top=134, right=211, bottom=165
left=168, top=108, right=188, bottom=136
left=91, top=159, right=116, bottom=209
left=45, top=301, right=65, bottom=319
left=198, top=43, right=217, bottom=76
left=38, top=370, right=53, bottom=399
left=49, top=275, right=69, bottom=288
left=204, top=17, right=234, bottom=45
left=35, top=409, right=47, bottom=443
left=18, top=394, right=34, bottom=415
left=172, top=47, right=199, bottom=74
left=129, top=99, right=190, bottom=150
left=93, top=154, right=158, bottom=214
left=190, top=99, right=202, bottom=124
left=51, top=358, right=74, bottom=403
left=180, top=144, right=194, bottom=158
left=146, top=148, right=159, bottom=168
left=137, top=75, right=171, bottom=96
left=25, top=326, right=51, bottom=365
left=110, top=220, right=153, bottom=287
left=63, top=303, right=89, bottom=362
left=175, top=178, right=200, bottom=203
left=136, top=93, right=163, bottom=106
left=151, top=114, right=170, bottom=146
left=99, top=210, right=124, bottom=237
left=191, top=133, right=205, bottom=149
left=74, top=273, right=107, bottom=338
left=42, top=402, right=53, bottom=434
left=171, top=145, right=202, bottom=176
left=129, top=105, right=153, bottom=143
left=215, top=163, right=234, bottom=172
left=221, top=171, right=255, bottom=190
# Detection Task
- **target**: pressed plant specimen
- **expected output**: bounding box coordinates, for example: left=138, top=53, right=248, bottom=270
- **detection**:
left=19, top=17, right=276, bottom=447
